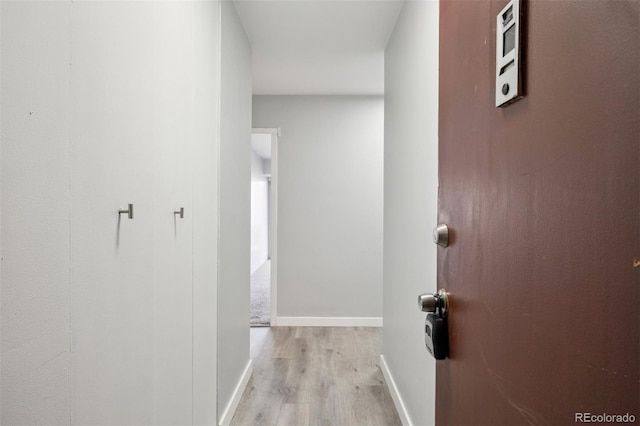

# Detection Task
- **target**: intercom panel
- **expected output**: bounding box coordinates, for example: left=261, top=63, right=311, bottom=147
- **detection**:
left=496, top=0, right=523, bottom=107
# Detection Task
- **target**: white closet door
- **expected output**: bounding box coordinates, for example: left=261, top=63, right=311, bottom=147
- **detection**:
left=151, top=3, right=194, bottom=424
left=70, top=3, right=155, bottom=424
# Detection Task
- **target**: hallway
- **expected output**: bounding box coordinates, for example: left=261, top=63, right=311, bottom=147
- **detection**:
left=3, top=0, right=637, bottom=424
left=231, top=327, right=401, bottom=425
left=250, top=260, right=271, bottom=326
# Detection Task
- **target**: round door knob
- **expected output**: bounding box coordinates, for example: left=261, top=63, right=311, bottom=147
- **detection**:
left=418, top=289, right=449, bottom=316
left=433, top=224, right=449, bottom=247
left=419, top=293, right=437, bottom=313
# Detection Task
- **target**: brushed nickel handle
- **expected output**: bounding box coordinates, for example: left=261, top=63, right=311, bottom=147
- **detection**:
left=118, top=204, right=134, bottom=219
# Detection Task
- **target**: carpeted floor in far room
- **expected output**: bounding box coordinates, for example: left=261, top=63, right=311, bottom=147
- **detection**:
left=250, top=260, right=271, bottom=326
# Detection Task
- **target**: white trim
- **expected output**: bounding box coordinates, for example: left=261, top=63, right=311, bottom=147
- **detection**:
left=269, top=130, right=278, bottom=326
left=379, top=355, right=412, bottom=426
left=275, top=317, right=383, bottom=327
left=252, top=127, right=278, bottom=326
left=218, top=359, right=253, bottom=426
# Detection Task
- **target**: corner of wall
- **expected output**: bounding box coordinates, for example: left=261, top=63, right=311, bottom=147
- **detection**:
left=191, top=0, right=222, bottom=423
left=218, top=0, right=252, bottom=422
left=379, top=355, right=413, bottom=426
left=217, top=360, right=253, bottom=426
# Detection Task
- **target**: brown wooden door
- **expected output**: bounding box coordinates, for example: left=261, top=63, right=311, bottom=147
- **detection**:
left=437, top=1, right=639, bottom=424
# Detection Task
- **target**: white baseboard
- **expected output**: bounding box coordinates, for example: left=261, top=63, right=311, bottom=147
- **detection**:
left=379, top=355, right=412, bottom=426
left=274, top=316, right=383, bottom=327
left=218, top=359, right=253, bottom=426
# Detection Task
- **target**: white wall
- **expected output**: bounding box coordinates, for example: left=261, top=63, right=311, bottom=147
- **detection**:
left=192, top=1, right=221, bottom=423
left=251, top=150, right=269, bottom=274
left=218, top=1, right=252, bottom=423
left=1, top=3, right=72, bottom=423
left=1, top=1, right=221, bottom=424
left=0, top=4, right=3, bottom=416
left=381, top=1, right=439, bottom=425
left=252, top=95, right=384, bottom=323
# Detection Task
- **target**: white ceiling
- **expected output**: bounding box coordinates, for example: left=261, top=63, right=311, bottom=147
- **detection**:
left=234, top=0, right=404, bottom=95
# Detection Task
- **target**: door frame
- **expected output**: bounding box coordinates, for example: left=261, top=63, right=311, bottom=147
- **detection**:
left=252, top=127, right=279, bottom=326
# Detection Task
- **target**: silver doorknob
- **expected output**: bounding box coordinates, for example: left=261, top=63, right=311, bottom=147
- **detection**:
left=418, top=293, right=437, bottom=312
left=433, top=224, right=449, bottom=247
left=418, top=289, right=449, bottom=317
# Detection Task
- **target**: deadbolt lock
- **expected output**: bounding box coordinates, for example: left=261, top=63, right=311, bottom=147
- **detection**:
left=433, top=224, right=449, bottom=247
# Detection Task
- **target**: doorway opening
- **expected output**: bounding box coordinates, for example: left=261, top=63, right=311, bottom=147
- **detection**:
left=250, top=128, right=278, bottom=327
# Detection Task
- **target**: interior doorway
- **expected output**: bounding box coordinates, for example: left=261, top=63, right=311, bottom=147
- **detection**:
left=250, top=128, right=278, bottom=327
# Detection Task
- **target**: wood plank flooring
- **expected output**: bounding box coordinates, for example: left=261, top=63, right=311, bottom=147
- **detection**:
left=231, top=327, right=402, bottom=426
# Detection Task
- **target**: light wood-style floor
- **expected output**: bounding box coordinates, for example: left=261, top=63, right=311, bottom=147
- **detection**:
left=231, top=327, right=402, bottom=426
